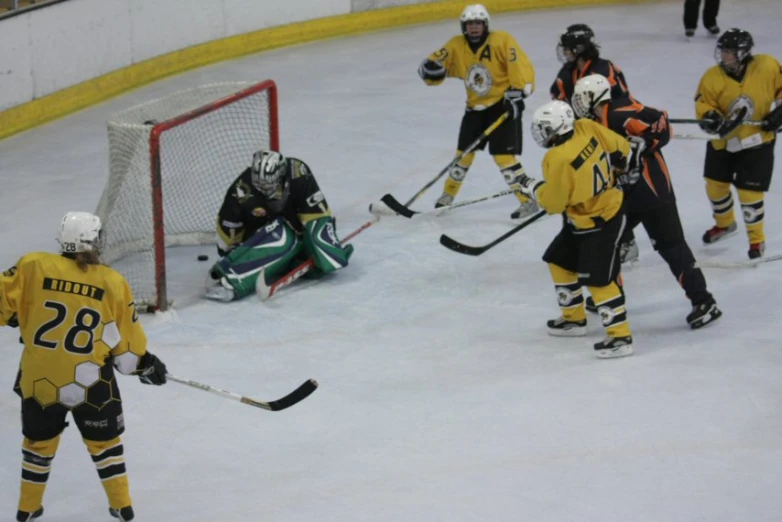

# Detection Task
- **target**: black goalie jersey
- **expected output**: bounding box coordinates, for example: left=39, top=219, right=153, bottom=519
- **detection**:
left=216, top=158, right=332, bottom=255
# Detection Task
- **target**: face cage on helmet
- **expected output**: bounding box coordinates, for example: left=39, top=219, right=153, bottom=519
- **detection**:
left=714, top=46, right=749, bottom=73
left=531, top=123, right=555, bottom=149
left=571, top=92, right=592, bottom=119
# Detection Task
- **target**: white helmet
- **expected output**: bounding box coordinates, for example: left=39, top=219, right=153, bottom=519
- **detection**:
left=460, top=4, right=490, bottom=38
left=251, top=150, right=287, bottom=197
left=531, top=101, right=576, bottom=148
left=572, top=74, right=611, bottom=119
left=58, top=211, right=102, bottom=253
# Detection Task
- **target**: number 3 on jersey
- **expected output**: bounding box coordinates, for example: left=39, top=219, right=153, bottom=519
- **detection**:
left=33, top=300, right=101, bottom=355
left=592, top=151, right=610, bottom=196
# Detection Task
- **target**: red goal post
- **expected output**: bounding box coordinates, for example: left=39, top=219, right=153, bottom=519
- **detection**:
left=98, top=80, right=279, bottom=311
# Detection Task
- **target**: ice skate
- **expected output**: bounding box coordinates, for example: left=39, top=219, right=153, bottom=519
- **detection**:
left=687, top=297, right=722, bottom=329
left=510, top=199, right=539, bottom=220
left=748, top=242, right=765, bottom=260
left=702, top=222, right=737, bottom=244
left=594, top=336, right=634, bottom=358
left=16, top=507, right=43, bottom=522
left=434, top=192, right=453, bottom=209
left=547, top=316, right=587, bottom=337
left=109, top=506, right=135, bottom=521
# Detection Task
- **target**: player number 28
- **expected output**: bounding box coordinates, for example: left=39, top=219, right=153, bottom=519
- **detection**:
left=33, top=300, right=100, bottom=355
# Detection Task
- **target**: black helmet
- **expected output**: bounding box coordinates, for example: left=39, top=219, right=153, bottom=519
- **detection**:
left=715, top=28, right=754, bottom=73
left=557, top=24, right=598, bottom=64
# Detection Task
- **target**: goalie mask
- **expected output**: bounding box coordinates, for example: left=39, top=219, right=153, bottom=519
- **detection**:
left=715, top=28, right=754, bottom=74
left=251, top=150, right=288, bottom=198
left=572, top=74, right=612, bottom=119
left=57, top=211, right=103, bottom=254
left=531, top=100, right=575, bottom=149
left=460, top=4, right=490, bottom=44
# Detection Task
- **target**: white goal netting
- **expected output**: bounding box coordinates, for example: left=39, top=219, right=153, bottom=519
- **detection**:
left=98, top=81, right=277, bottom=309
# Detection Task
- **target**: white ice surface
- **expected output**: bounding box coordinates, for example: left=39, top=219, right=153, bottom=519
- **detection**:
left=1, top=1, right=781, bottom=521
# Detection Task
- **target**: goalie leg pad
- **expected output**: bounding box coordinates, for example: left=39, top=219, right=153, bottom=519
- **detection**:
left=303, top=217, right=354, bottom=275
left=210, top=217, right=302, bottom=299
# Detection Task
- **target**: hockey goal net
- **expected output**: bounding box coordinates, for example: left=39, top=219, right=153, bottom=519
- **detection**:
left=97, top=80, right=279, bottom=311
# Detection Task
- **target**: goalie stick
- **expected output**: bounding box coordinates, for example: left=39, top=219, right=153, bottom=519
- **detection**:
left=256, top=216, right=377, bottom=301
left=381, top=188, right=520, bottom=219
left=167, top=374, right=318, bottom=411
left=370, top=109, right=512, bottom=216
left=440, top=209, right=546, bottom=256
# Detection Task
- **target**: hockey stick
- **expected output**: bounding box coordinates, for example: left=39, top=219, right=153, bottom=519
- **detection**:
left=381, top=188, right=520, bottom=219
left=167, top=374, right=318, bottom=411
left=371, top=110, right=512, bottom=216
left=440, top=209, right=546, bottom=256
left=696, top=253, right=782, bottom=269
left=256, top=216, right=378, bottom=301
left=670, top=117, right=762, bottom=126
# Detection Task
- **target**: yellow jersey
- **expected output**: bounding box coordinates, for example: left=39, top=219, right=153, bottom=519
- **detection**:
left=425, top=31, right=535, bottom=110
left=536, top=119, right=629, bottom=230
left=0, top=253, right=147, bottom=408
left=695, top=54, right=782, bottom=150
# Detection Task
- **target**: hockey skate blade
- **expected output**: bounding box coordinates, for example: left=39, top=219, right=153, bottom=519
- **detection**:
left=596, top=345, right=634, bottom=359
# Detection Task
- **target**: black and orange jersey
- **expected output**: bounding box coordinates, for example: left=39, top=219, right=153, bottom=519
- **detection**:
left=596, top=97, right=676, bottom=210
left=0, top=253, right=147, bottom=408
left=551, top=58, right=630, bottom=103
left=695, top=54, right=782, bottom=151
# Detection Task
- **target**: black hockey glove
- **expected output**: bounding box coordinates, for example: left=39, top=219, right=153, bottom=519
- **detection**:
left=618, top=137, right=645, bottom=188
left=699, top=111, right=725, bottom=135
left=762, top=103, right=782, bottom=133
left=503, top=89, right=526, bottom=120
left=417, top=59, right=446, bottom=82
left=138, top=352, right=167, bottom=386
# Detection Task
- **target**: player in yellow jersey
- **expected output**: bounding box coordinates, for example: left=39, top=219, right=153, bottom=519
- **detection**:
left=418, top=4, right=538, bottom=220
left=1, top=212, right=167, bottom=522
left=515, top=100, right=635, bottom=358
left=695, top=28, right=782, bottom=259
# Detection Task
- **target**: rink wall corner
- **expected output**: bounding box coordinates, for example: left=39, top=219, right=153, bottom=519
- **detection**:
left=0, top=0, right=662, bottom=141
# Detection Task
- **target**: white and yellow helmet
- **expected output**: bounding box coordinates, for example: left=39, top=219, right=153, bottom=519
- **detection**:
left=572, top=74, right=611, bottom=119
left=460, top=4, right=490, bottom=36
left=57, top=211, right=102, bottom=253
left=531, top=101, right=575, bottom=148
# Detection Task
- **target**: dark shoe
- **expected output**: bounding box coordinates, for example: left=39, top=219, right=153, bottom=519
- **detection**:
left=685, top=28, right=695, bottom=38
left=707, top=25, right=720, bottom=35
left=748, top=242, right=765, bottom=260
left=702, top=222, right=737, bottom=244
left=110, top=506, right=135, bottom=521
left=546, top=316, right=587, bottom=337
left=16, top=507, right=43, bottom=522
left=594, top=336, right=634, bottom=358
left=687, top=297, right=722, bottom=329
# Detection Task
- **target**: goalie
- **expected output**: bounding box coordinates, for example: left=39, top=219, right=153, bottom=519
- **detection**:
left=205, top=150, right=354, bottom=302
